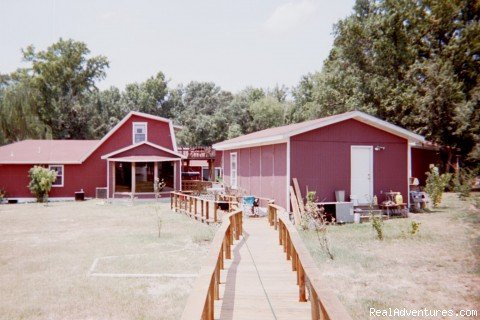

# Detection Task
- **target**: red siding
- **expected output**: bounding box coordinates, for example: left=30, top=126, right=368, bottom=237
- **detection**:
left=221, top=143, right=287, bottom=208
left=113, top=144, right=177, bottom=158
left=0, top=114, right=176, bottom=199
left=290, top=119, right=408, bottom=203
left=411, top=148, right=441, bottom=186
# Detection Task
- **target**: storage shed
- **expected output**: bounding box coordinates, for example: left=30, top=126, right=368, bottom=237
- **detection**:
left=213, top=111, right=426, bottom=209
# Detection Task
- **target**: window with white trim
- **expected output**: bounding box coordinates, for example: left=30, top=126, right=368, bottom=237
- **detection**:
left=230, top=152, right=238, bottom=189
left=48, top=165, right=64, bottom=187
left=133, top=122, right=147, bottom=144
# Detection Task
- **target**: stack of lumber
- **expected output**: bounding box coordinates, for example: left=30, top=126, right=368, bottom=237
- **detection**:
left=289, top=178, right=305, bottom=226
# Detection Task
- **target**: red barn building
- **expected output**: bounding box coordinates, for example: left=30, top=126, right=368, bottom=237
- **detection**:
left=0, top=111, right=184, bottom=200
left=213, top=111, right=428, bottom=209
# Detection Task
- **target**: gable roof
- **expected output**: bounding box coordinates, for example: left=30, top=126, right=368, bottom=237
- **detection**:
left=0, top=111, right=181, bottom=164
left=80, top=111, right=179, bottom=161
left=213, top=111, right=425, bottom=150
left=0, top=140, right=99, bottom=164
left=101, top=141, right=186, bottom=159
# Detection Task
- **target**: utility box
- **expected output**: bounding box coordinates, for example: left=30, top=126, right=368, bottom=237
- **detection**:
left=75, top=191, right=85, bottom=201
left=335, top=202, right=354, bottom=223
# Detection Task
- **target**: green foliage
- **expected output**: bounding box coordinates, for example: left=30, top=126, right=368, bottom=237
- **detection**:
left=370, top=214, right=384, bottom=240
left=248, top=96, right=288, bottom=132
left=425, top=165, right=452, bottom=208
left=306, top=191, right=316, bottom=203
left=28, top=166, right=57, bottom=203
left=453, top=167, right=478, bottom=200
left=296, top=0, right=480, bottom=166
left=22, top=39, right=109, bottom=139
left=409, top=221, right=421, bottom=236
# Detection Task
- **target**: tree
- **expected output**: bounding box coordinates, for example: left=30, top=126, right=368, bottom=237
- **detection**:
left=0, top=72, right=47, bottom=144
left=121, top=72, right=170, bottom=117
left=22, top=38, right=109, bottom=139
left=298, top=0, right=480, bottom=168
left=172, top=82, right=234, bottom=146
left=248, top=96, right=288, bottom=132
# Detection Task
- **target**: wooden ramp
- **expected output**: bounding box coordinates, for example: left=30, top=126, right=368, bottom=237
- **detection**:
left=215, top=217, right=310, bottom=320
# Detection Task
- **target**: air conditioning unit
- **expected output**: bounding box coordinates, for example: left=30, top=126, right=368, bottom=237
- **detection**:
left=96, top=187, right=108, bottom=199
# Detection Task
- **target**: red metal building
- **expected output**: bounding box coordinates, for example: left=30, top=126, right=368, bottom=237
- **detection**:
left=0, top=111, right=184, bottom=200
left=213, top=111, right=427, bottom=209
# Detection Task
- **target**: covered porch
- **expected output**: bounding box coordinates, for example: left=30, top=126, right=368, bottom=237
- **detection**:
left=108, top=156, right=181, bottom=198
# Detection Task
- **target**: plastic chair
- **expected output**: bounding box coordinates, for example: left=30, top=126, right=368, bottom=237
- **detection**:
left=242, top=196, right=255, bottom=216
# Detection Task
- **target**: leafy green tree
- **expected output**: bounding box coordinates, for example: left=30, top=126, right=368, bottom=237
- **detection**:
left=121, top=72, right=170, bottom=117
left=0, top=72, right=47, bottom=144
left=248, top=96, right=288, bottom=132
left=22, top=38, right=109, bottom=139
left=298, top=0, right=480, bottom=168
left=172, top=82, right=234, bottom=146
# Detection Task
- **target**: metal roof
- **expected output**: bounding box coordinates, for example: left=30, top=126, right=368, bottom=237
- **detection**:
left=213, top=111, right=425, bottom=150
left=0, top=140, right=99, bottom=164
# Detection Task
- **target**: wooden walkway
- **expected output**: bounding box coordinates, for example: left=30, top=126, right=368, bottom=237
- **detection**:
left=214, top=217, right=310, bottom=320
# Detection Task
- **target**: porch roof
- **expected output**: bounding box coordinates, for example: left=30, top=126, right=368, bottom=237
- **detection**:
left=108, top=156, right=181, bottom=162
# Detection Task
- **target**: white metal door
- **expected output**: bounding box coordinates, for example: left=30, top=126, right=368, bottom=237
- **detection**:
left=351, top=146, right=373, bottom=204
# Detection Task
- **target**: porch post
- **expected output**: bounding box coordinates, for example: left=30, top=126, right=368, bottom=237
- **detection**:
left=209, top=159, right=215, bottom=181
left=174, top=161, right=177, bottom=191
left=112, top=161, right=116, bottom=198
left=131, top=162, right=136, bottom=195
left=154, top=162, right=158, bottom=191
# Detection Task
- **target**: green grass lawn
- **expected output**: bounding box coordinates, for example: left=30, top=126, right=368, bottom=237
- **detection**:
left=300, top=192, right=480, bottom=319
left=0, top=200, right=216, bottom=320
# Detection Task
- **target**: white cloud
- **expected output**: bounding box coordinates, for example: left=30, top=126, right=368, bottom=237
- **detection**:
left=264, top=0, right=319, bottom=33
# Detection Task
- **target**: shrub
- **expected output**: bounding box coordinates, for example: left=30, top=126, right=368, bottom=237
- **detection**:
left=409, top=221, right=421, bottom=236
left=453, top=167, right=478, bottom=200
left=370, top=214, right=384, bottom=240
left=425, top=165, right=452, bottom=208
left=0, top=188, right=5, bottom=202
left=28, top=166, right=57, bottom=202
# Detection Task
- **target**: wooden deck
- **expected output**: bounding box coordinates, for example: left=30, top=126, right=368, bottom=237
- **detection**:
left=214, top=217, right=310, bottom=320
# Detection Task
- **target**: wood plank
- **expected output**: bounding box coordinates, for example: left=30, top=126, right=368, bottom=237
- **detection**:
left=289, top=186, right=302, bottom=226
left=292, top=178, right=305, bottom=214
left=215, top=218, right=310, bottom=320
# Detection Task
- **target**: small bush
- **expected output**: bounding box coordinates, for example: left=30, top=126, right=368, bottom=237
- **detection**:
left=28, top=166, right=57, bottom=203
left=425, top=165, right=452, bottom=208
left=0, top=188, right=5, bottom=202
left=409, top=221, right=421, bottom=235
left=453, top=167, right=478, bottom=200
left=370, top=215, right=384, bottom=240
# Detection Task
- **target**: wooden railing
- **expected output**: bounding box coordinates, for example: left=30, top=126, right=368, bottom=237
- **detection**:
left=182, top=180, right=213, bottom=193
left=178, top=146, right=216, bottom=159
left=181, top=209, right=243, bottom=320
left=219, top=194, right=274, bottom=207
left=171, top=191, right=237, bottom=224
left=268, top=204, right=353, bottom=320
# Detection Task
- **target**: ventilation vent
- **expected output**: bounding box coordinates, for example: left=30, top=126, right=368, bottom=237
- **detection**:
left=96, top=187, right=108, bottom=199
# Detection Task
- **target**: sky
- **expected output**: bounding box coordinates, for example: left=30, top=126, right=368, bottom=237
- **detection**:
left=0, top=0, right=355, bottom=93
